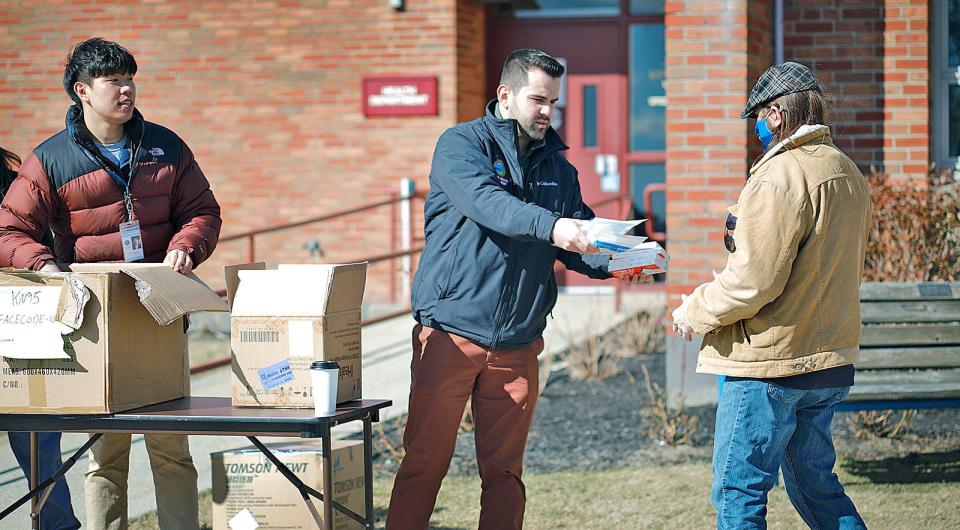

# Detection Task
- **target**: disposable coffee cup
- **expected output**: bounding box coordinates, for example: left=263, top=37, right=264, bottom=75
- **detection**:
left=310, top=360, right=339, bottom=416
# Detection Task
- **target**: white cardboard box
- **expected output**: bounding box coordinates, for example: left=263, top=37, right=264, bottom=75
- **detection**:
left=608, top=243, right=669, bottom=278
left=228, top=263, right=366, bottom=408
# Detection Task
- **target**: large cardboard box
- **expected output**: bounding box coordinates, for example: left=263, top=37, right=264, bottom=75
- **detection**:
left=0, top=263, right=229, bottom=414
left=211, top=440, right=365, bottom=530
left=229, top=263, right=366, bottom=408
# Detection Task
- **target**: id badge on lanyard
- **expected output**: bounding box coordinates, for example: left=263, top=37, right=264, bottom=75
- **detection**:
left=119, top=189, right=144, bottom=262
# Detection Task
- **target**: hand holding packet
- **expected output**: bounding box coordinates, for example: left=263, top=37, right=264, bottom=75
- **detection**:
left=580, top=217, right=649, bottom=254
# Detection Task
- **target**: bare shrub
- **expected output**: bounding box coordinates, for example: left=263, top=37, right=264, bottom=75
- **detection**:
left=617, top=309, right=667, bottom=357
left=561, top=309, right=667, bottom=383
left=538, top=349, right=557, bottom=395
left=565, top=329, right=621, bottom=382
left=373, top=421, right=406, bottom=464
left=847, top=409, right=915, bottom=440
left=459, top=399, right=474, bottom=433
left=865, top=166, right=960, bottom=282
left=632, top=365, right=699, bottom=447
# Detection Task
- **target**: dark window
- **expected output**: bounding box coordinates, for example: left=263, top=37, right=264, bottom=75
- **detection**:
left=630, top=0, right=664, bottom=15
left=514, top=0, right=620, bottom=18
left=629, top=24, right=666, bottom=151
left=583, top=85, right=598, bottom=148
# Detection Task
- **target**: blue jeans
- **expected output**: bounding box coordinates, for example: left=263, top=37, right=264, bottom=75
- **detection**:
left=712, top=380, right=866, bottom=530
left=8, top=432, right=81, bottom=530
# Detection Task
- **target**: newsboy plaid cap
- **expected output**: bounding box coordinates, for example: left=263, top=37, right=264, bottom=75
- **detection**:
left=741, top=62, right=823, bottom=119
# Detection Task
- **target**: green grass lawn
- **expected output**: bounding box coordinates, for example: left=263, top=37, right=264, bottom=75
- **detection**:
left=131, top=462, right=960, bottom=529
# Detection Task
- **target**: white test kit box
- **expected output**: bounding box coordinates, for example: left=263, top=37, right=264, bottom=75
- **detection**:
left=608, top=242, right=669, bottom=278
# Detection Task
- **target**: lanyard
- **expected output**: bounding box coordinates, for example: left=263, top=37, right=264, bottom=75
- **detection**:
left=123, top=188, right=134, bottom=223
left=108, top=144, right=138, bottom=222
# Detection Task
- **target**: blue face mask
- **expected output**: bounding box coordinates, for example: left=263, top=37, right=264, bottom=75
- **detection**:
left=755, top=116, right=775, bottom=151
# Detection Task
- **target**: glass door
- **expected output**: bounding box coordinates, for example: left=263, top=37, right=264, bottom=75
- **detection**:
left=626, top=23, right=666, bottom=241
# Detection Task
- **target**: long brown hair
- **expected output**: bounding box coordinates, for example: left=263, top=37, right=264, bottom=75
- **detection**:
left=766, top=89, right=831, bottom=147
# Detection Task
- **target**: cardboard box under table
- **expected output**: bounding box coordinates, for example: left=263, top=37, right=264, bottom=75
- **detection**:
left=212, top=439, right=365, bottom=530
left=0, top=263, right=229, bottom=414
left=229, top=263, right=366, bottom=408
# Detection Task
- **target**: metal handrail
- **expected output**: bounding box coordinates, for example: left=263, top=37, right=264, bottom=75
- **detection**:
left=643, top=183, right=667, bottom=241
left=219, top=191, right=426, bottom=263
left=345, top=245, right=424, bottom=266
left=220, top=193, right=424, bottom=242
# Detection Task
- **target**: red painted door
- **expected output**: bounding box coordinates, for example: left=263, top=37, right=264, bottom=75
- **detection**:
left=560, top=74, right=628, bottom=288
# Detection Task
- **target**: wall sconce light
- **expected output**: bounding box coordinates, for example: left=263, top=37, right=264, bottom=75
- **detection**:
left=389, top=0, right=405, bottom=11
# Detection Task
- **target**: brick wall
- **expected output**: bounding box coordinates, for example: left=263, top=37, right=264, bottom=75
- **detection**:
left=0, top=0, right=464, bottom=300
left=783, top=0, right=929, bottom=178
left=664, top=0, right=770, bottom=405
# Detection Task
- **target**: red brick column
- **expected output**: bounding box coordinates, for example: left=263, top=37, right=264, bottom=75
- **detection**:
left=664, top=0, right=771, bottom=405
left=881, top=0, right=929, bottom=177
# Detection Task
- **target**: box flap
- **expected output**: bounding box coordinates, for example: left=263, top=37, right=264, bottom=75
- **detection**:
left=232, top=262, right=366, bottom=317
left=118, top=265, right=229, bottom=325
left=224, top=262, right=267, bottom=310
left=278, top=262, right=366, bottom=314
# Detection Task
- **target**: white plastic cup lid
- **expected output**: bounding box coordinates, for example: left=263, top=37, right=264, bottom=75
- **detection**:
left=310, top=360, right=339, bottom=370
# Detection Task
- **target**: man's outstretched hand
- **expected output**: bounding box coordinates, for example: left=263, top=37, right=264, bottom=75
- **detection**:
left=552, top=218, right=598, bottom=254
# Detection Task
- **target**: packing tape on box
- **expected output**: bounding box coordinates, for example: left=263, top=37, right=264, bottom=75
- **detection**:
left=28, top=369, right=47, bottom=408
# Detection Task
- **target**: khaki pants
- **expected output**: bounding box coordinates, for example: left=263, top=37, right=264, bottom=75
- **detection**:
left=84, top=433, right=199, bottom=530
left=386, top=324, right=543, bottom=530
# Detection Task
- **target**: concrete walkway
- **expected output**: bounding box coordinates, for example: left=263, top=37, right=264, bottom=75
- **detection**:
left=0, top=290, right=663, bottom=525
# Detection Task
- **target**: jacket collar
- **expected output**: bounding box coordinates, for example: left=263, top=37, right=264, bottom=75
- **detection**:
left=751, top=124, right=830, bottom=174
left=483, top=99, right=567, bottom=186
left=483, top=99, right=568, bottom=156
left=66, top=104, right=145, bottom=150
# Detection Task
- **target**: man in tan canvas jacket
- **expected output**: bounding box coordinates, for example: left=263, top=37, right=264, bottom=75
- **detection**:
left=673, top=62, right=871, bottom=529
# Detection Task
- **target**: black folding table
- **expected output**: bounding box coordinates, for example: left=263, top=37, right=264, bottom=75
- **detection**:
left=0, top=396, right=391, bottom=529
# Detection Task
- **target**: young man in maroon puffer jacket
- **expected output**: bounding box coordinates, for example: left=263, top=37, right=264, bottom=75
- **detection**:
left=0, top=37, right=220, bottom=530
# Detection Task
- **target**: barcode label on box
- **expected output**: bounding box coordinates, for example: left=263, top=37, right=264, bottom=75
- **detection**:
left=240, top=329, right=280, bottom=343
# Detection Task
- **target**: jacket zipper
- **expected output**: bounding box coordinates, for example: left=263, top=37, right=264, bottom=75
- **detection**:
left=490, top=150, right=548, bottom=347
left=489, top=139, right=524, bottom=348
left=489, top=243, right=517, bottom=348
left=123, top=134, right=142, bottom=221
left=486, top=124, right=558, bottom=348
